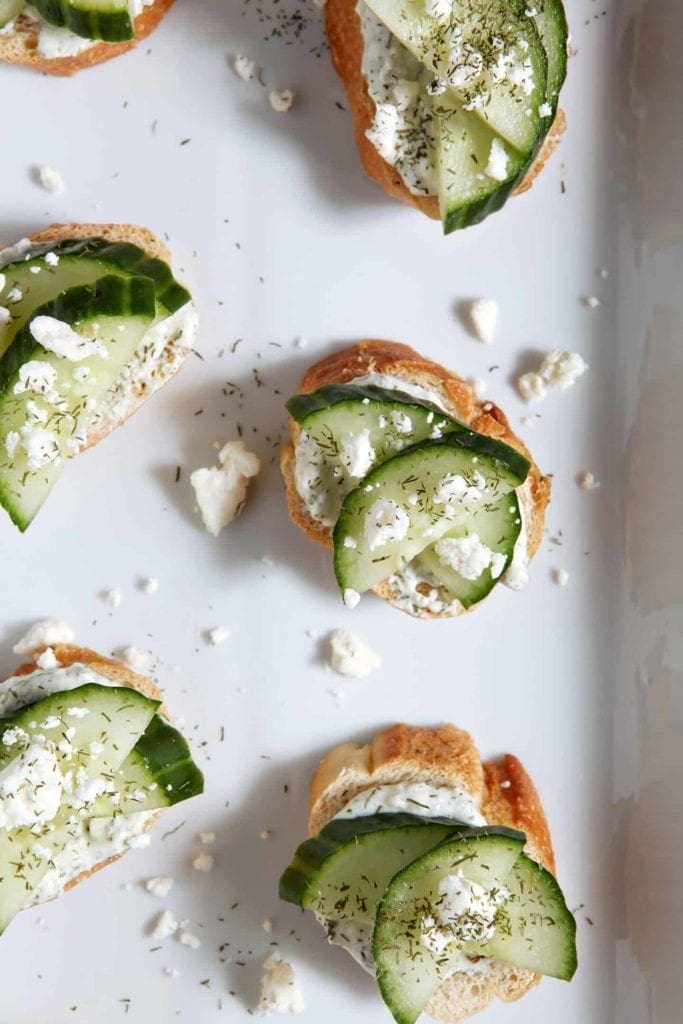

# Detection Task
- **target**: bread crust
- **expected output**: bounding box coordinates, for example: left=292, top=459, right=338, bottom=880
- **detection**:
left=0, top=221, right=191, bottom=451
left=281, top=340, right=550, bottom=617
left=3, top=643, right=166, bottom=896
left=325, top=0, right=565, bottom=220
left=308, top=723, right=557, bottom=1022
left=0, top=0, right=175, bottom=76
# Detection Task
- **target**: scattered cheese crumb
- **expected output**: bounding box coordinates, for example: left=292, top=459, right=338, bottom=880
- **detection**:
left=295, top=337, right=307, bottom=350
left=192, top=852, right=215, bottom=873
left=500, top=780, right=512, bottom=789
left=259, top=953, right=304, bottom=1015
left=233, top=54, right=258, bottom=81
left=269, top=89, right=295, bottom=113
left=164, top=967, right=179, bottom=978
left=36, top=647, right=58, bottom=670
left=140, top=577, right=159, bottom=594
left=553, top=568, right=570, bottom=587
left=328, top=629, right=381, bottom=679
left=484, top=138, right=509, bottom=181
left=105, top=589, right=122, bottom=608
left=261, top=554, right=275, bottom=566
left=178, top=930, right=201, bottom=949
left=120, top=646, right=153, bottom=674
left=152, top=909, right=178, bottom=939
left=199, top=831, right=216, bottom=845
left=263, top=918, right=274, bottom=933
left=207, top=627, right=231, bottom=646
left=13, top=619, right=74, bottom=655
left=261, top=829, right=273, bottom=840
left=190, top=440, right=261, bottom=537
left=518, top=350, right=588, bottom=404
left=468, top=298, right=499, bottom=344
left=146, top=877, right=174, bottom=898
left=579, top=471, right=600, bottom=491
left=38, top=166, right=65, bottom=195
left=583, top=295, right=602, bottom=309
left=342, top=587, right=361, bottom=610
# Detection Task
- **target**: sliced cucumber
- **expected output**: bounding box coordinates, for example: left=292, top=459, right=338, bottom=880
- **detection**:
left=0, top=275, right=156, bottom=531
left=434, top=101, right=529, bottom=233
left=280, top=813, right=471, bottom=920
left=31, top=0, right=134, bottom=41
left=482, top=852, right=577, bottom=980
left=0, top=0, right=24, bottom=27
left=363, top=0, right=548, bottom=154
left=415, top=492, right=521, bottom=608
left=373, top=829, right=525, bottom=1024
left=288, top=383, right=462, bottom=522
left=333, top=432, right=529, bottom=598
left=0, top=237, right=190, bottom=361
left=531, top=0, right=569, bottom=112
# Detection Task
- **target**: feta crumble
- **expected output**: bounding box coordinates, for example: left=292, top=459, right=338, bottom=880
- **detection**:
left=328, top=630, right=381, bottom=679
left=190, top=440, right=261, bottom=537
left=152, top=910, right=178, bottom=939
left=36, top=647, right=59, bottom=670
left=259, top=953, right=304, bottom=1015
left=269, top=90, right=295, bottom=113
left=38, top=166, right=65, bottom=195
left=13, top=619, right=74, bottom=655
left=485, top=138, right=509, bottom=181
left=364, top=498, right=409, bottom=551
left=435, top=534, right=506, bottom=581
left=140, top=577, right=159, bottom=594
left=178, top=930, right=201, bottom=949
left=146, top=877, right=174, bottom=898
left=192, top=852, right=215, bottom=873
left=233, top=54, right=258, bottom=81
left=119, top=646, right=152, bottom=674
left=518, top=350, right=588, bottom=404
left=207, top=627, right=231, bottom=646
left=468, top=298, right=499, bottom=344
left=553, top=568, right=570, bottom=587
left=579, top=471, right=600, bottom=491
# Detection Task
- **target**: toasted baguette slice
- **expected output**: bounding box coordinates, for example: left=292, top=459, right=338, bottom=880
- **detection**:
left=281, top=340, right=550, bottom=618
left=0, top=0, right=175, bottom=76
left=309, top=723, right=556, bottom=1024
left=325, top=0, right=566, bottom=221
left=0, top=221, right=196, bottom=451
left=4, top=643, right=166, bottom=895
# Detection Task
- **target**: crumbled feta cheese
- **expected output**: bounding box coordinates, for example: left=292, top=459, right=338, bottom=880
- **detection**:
left=105, top=589, right=122, bottom=608
left=65, top=706, right=89, bottom=719
left=29, top=316, right=108, bottom=362
left=583, top=295, right=602, bottom=309
left=207, top=627, right=230, bottom=646
left=343, top=588, right=361, bottom=609
left=146, top=876, right=174, bottom=898
left=178, top=930, right=201, bottom=949
left=468, top=298, right=499, bottom=344
left=539, top=101, right=552, bottom=117
left=343, top=536, right=357, bottom=550
left=579, top=471, right=600, bottom=491
left=36, top=647, right=59, bottom=670
left=421, top=873, right=509, bottom=951
left=199, top=830, right=216, bottom=845
left=328, top=630, right=381, bottom=679
left=390, top=410, right=412, bottom=433
left=6, top=287, right=22, bottom=304
left=263, top=918, right=274, bottom=933
left=139, top=577, right=159, bottom=593
left=485, top=138, right=509, bottom=181
left=341, top=429, right=375, bottom=479
left=38, top=166, right=65, bottom=195
left=553, top=568, right=570, bottom=587
left=269, top=90, right=295, bottom=113
left=192, top=852, right=215, bottom=873
left=44, top=251, right=59, bottom=267
left=13, top=360, right=58, bottom=399
left=0, top=307, right=9, bottom=326
left=259, top=954, right=304, bottom=1015
left=119, top=646, right=152, bottom=674
left=503, top=562, right=530, bottom=591
left=433, top=473, right=483, bottom=507
left=0, top=740, right=63, bottom=830
left=424, top=0, right=451, bottom=20
left=261, top=829, right=273, bottom=840
left=518, top=350, right=588, bottom=404
left=190, top=440, right=261, bottom=537
left=13, top=619, right=74, bottom=655
left=233, top=54, right=258, bottom=81
left=435, top=534, right=505, bottom=581
left=364, top=498, right=410, bottom=551
left=152, top=909, right=179, bottom=939
left=19, top=426, right=59, bottom=470
left=295, top=336, right=307, bottom=350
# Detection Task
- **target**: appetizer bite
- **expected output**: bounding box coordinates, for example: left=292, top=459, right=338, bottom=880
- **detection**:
left=0, top=224, right=197, bottom=531
left=0, top=639, right=203, bottom=933
left=0, top=0, right=175, bottom=75
left=280, top=723, right=577, bottom=1023
left=325, top=0, right=568, bottom=232
left=281, top=341, right=549, bottom=618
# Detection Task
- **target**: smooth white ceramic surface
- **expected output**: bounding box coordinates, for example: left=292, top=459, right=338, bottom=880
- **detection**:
left=0, top=0, right=676, bottom=1021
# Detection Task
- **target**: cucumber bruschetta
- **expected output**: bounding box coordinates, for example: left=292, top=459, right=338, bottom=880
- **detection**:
left=0, top=639, right=203, bottom=933
left=281, top=341, right=550, bottom=618
left=0, top=223, right=197, bottom=531
left=325, top=0, right=568, bottom=232
left=280, top=723, right=576, bottom=1024
left=0, top=0, right=175, bottom=75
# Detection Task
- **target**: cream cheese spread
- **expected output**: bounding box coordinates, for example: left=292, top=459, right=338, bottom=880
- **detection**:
left=0, top=664, right=154, bottom=905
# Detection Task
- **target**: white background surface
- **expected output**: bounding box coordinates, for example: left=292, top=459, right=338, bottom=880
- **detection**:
left=0, top=0, right=675, bottom=1021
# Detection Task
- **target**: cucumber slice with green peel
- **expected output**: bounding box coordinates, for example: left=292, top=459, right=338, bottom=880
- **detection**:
left=0, top=237, right=190, bottom=361
left=415, top=491, right=522, bottom=608
left=31, top=0, right=134, bottom=41
left=530, top=0, right=569, bottom=111
left=333, top=432, right=529, bottom=598
left=362, top=0, right=548, bottom=154
left=94, top=713, right=205, bottom=816
left=434, top=102, right=529, bottom=233
left=373, top=829, right=526, bottom=1024
left=0, top=0, right=24, bottom=27
left=280, top=813, right=472, bottom=917
left=288, top=383, right=463, bottom=523
left=0, top=275, right=157, bottom=531
left=481, top=852, right=577, bottom=980
left=0, top=683, right=159, bottom=775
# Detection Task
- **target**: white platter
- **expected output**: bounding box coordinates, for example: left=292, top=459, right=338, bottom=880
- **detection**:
left=0, top=0, right=678, bottom=1020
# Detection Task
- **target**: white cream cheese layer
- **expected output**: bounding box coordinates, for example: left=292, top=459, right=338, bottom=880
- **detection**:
left=10, top=1, right=155, bottom=59
left=0, top=664, right=154, bottom=905
left=320, top=781, right=490, bottom=976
